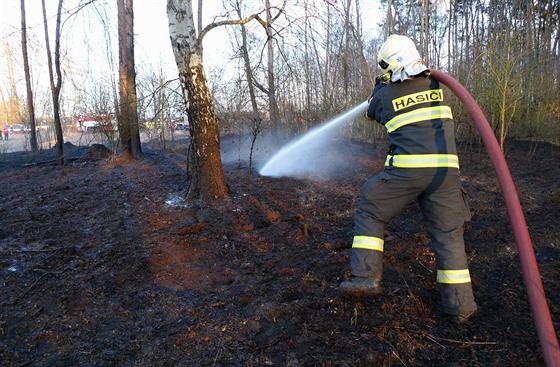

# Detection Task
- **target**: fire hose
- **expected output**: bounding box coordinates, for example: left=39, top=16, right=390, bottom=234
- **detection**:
left=430, top=69, right=560, bottom=367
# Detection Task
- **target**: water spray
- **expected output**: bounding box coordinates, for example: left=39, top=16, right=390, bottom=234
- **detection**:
left=259, top=101, right=369, bottom=177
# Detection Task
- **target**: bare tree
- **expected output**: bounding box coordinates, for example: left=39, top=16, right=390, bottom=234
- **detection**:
left=197, top=0, right=203, bottom=58
left=264, top=0, right=280, bottom=130
left=233, top=0, right=259, bottom=118
left=420, top=0, right=429, bottom=64
left=20, top=0, right=38, bottom=151
left=167, top=1, right=282, bottom=204
left=117, top=0, right=142, bottom=159
left=384, top=0, right=394, bottom=38
left=1, top=42, right=22, bottom=132
left=42, top=0, right=64, bottom=165
left=167, top=0, right=229, bottom=203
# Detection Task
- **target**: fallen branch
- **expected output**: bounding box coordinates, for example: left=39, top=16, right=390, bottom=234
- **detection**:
left=32, top=268, right=68, bottom=275
left=15, top=247, right=67, bottom=253
left=394, top=325, right=499, bottom=346
left=1, top=267, right=69, bottom=307
left=22, top=157, right=81, bottom=167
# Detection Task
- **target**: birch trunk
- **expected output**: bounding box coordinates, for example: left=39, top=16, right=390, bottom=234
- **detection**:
left=167, top=0, right=228, bottom=203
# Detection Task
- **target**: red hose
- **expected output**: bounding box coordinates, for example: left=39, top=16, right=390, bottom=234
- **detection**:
left=430, top=70, right=560, bottom=367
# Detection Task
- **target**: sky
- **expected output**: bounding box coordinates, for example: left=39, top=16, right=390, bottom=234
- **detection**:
left=1, top=0, right=382, bottom=75
left=1, top=0, right=219, bottom=79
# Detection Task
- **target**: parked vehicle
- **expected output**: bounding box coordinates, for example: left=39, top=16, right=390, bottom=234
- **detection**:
left=75, top=115, right=118, bottom=132
left=171, top=117, right=189, bottom=130
left=175, top=122, right=189, bottom=130
left=8, top=124, right=30, bottom=132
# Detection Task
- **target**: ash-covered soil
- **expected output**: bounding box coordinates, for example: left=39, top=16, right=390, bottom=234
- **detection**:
left=0, top=137, right=558, bottom=366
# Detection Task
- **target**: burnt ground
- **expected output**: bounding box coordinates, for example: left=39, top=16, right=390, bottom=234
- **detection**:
left=0, top=136, right=558, bottom=366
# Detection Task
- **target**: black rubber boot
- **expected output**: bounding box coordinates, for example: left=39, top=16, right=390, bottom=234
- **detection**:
left=340, top=248, right=383, bottom=296
left=450, top=305, right=478, bottom=324
left=339, top=277, right=383, bottom=296
left=438, top=283, right=478, bottom=324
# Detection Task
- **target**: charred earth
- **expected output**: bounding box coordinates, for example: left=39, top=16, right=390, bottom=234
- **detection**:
left=0, top=137, right=559, bottom=366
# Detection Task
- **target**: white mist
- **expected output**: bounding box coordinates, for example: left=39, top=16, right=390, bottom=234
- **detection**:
left=259, top=100, right=369, bottom=178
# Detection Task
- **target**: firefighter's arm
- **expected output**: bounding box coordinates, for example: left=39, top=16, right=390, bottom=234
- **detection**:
left=365, top=76, right=387, bottom=120
left=367, top=75, right=386, bottom=102
left=364, top=97, right=380, bottom=121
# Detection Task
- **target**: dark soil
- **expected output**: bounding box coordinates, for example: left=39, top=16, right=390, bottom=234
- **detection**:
left=0, top=137, right=558, bottom=366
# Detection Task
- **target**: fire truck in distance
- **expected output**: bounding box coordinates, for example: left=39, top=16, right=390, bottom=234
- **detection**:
left=170, top=116, right=189, bottom=131
left=74, top=115, right=118, bottom=132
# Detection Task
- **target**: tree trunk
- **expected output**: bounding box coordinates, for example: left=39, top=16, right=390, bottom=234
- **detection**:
left=167, top=0, right=229, bottom=204
left=265, top=0, right=280, bottom=131
left=42, top=0, right=64, bottom=165
left=385, top=0, right=393, bottom=38
left=118, top=0, right=142, bottom=159
left=2, top=45, right=22, bottom=128
left=420, top=0, right=429, bottom=64
left=20, top=0, right=38, bottom=152
left=197, top=0, right=203, bottom=58
left=234, top=1, right=259, bottom=116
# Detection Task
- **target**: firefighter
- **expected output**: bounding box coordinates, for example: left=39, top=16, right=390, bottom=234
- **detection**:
left=339, top=34, right=478, bottom=324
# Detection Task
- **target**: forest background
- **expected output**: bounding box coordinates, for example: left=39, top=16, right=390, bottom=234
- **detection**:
left=1, top=0, right=559, bottom=162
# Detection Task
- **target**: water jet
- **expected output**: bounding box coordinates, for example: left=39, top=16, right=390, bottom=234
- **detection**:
left=259, top=101, right=369, bottom=178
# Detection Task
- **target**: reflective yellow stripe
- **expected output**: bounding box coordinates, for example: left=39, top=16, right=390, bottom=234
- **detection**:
left=385, top=154, right=459, bottom=169
left=437, top=269, right=472, bottom=284
left=385, top=106, right=453, bottom=133
left=352, top=236, right=384, bottom=252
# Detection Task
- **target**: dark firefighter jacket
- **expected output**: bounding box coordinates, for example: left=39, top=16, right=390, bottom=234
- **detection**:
left=366, top=74, right=459, bottom=175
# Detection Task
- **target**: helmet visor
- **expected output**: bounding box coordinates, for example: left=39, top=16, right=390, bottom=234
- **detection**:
left=378, top=59, right=389, bottom=70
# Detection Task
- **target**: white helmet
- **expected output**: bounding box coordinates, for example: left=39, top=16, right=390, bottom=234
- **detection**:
left=377, top=35, right=425, bottom=81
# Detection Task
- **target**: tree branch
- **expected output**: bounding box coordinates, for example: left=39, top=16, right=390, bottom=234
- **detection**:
left=196, top=3, right=285, bottom=47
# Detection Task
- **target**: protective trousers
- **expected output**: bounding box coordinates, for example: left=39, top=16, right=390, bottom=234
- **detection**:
left=350, top=169, right=476, bottom=316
